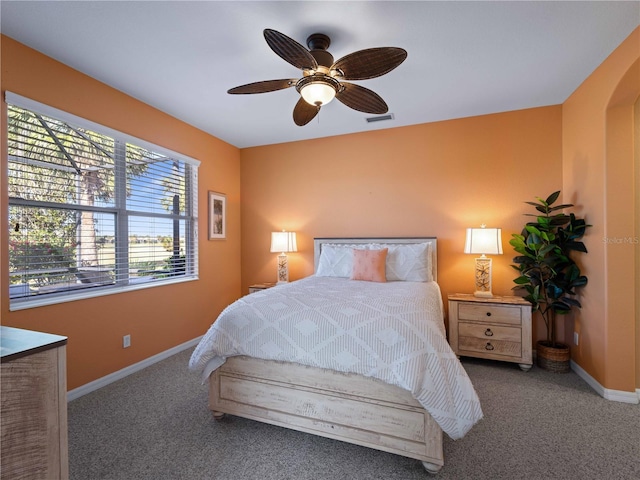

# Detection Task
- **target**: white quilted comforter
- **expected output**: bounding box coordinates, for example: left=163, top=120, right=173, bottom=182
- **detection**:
left=189, top=276, right=483, bottom=439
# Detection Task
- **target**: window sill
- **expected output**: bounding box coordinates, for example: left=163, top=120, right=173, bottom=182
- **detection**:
left=9, top=276, right=199, bottom=311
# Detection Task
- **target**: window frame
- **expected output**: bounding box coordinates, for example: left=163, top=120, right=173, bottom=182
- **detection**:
left=6, top=92, right=200, bottom=311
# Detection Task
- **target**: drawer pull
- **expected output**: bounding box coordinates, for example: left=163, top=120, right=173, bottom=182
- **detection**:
left=486, top=312, right=492, bottom=317
left=485, top=342, right=495, bottom=351
left=484, top=328, right=494, bottom=337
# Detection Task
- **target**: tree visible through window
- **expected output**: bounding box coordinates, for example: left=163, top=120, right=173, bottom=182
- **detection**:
left=7, top=95, right=199, bottom=306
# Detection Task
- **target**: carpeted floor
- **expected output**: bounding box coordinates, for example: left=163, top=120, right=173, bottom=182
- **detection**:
left=68, top=349, right=640, bottom=479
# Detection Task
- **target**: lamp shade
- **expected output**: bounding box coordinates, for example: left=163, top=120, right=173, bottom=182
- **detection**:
left=464, top=227, right=503, bottom=255
left=270, top=231, right=298, bottom=253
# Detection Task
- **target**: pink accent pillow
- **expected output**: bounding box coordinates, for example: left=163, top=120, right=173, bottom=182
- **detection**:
left=350, top=248, right=388, bottom=282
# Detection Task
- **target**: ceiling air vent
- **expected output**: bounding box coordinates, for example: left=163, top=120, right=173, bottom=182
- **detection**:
left=365, top=113, right=394, bottom=123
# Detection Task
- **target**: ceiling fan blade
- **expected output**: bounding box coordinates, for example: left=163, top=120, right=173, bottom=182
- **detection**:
left=228, top=79, right=297, bottom=95
left=335, top=82, right=388, bottom=114
left=264, top=29, right=318, bottom=71
left=331, top=47, right=407, bottom=80
left=293, top=97, right=320, bottom=126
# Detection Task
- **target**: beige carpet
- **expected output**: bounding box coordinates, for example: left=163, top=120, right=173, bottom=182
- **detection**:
left=68, top=349, right=640, bottom=479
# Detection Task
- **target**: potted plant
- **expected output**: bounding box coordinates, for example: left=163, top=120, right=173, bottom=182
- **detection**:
left=510, top=191, right=590, bottom=372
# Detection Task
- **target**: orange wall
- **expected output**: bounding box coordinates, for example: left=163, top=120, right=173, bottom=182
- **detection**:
left=240, top=106, right=563, bottom=343
left=562, top=27, right=640, bottom=392
left=0, top=36, right=242, bottom=390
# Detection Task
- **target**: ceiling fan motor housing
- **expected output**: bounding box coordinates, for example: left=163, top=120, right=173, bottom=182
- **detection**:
left=307, top=33, right=334, bottom=68
left=306, top=33, right=330, bottom=50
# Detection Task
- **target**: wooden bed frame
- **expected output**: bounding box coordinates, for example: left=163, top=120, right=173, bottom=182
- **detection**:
left=207, top=238, right=444, bottom=473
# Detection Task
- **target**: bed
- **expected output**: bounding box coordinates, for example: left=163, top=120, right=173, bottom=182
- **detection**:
left=189, top=237, right=482, bottom=473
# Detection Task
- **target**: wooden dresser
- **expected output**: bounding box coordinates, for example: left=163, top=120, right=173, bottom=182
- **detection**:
left=1, top=326, right=69, bottom=480
left=448, top=294, right=533, bottom=371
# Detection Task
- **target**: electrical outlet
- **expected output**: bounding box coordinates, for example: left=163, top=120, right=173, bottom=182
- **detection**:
left=574, top=332, right=579, bottom=346
left=123, top=334, right=131, bottom=348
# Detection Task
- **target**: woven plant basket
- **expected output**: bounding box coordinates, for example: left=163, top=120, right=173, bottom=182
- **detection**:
left=536, top=341, right=570, bottom=373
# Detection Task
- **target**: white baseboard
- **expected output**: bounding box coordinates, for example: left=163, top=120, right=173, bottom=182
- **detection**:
left=67, top=336, right=202, bottom=402
left=570, top=360, right=640, bottom=405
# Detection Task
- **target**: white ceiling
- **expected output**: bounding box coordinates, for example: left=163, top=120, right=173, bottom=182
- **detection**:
left=1, top=1, right=638, bottom=149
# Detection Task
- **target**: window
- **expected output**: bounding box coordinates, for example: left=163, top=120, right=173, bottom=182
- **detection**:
left=7, top=93, right=199, bottom=309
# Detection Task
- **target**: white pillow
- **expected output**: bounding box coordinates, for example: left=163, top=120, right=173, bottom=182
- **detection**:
left=316, top=244, right=365, bottom=277
left=371, top=242, right=433, bottom=282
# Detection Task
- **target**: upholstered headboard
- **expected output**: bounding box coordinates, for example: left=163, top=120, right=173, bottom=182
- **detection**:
left=313, top=237, right=437, bottom=282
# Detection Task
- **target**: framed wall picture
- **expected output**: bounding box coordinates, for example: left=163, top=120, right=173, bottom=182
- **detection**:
left=208, top=191, right=226, bottom=240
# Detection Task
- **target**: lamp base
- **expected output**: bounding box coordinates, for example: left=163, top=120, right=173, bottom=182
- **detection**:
left=473, top=290, right=494, bottom=298
left=276, top=253, right=289, bottom=283
left=473, top=256, right=493, bottom=298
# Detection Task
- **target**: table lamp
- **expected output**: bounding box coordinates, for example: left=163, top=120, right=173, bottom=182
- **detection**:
left=270, top=230, right=297, bottom=283
left=464, top=225, right=503, bottom=297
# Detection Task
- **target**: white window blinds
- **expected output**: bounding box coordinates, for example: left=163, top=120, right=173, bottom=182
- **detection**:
left=7, top=93, right=199, bottom=308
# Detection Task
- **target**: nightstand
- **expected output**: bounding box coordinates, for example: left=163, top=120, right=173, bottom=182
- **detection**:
left=248, top=282, right=276, bottom=294
left=448, top=294, right=533, bottom=371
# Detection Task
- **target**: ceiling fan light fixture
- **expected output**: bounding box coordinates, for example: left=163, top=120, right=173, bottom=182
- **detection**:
left=296, top=75, right=340, bottom=107
left=301, top=82, right=336, bottom=106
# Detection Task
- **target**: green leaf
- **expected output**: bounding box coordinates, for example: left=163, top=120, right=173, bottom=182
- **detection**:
left=513, top=276, right=531, bottom=285
left=526, top=232, right=541, bottom=246
left=565, top=264, right=580, bottom=282
left=563, top=297, right=582, bottom=308
left=545, top=191, right=561, bottom=205
left=572, top=276, right=588, bottom=288
left=569, top=216, right=588, bottom=229
left=525, top=225, right=542, bottom=236
left=548, top=203, right=574, bottom=212
left=566, top=241, right=588, bottom=253
left=549, top=214, right=570, bottom=226
left=539, top=244, right=556, bottom=256
left=546, top=284, right=563, bottom=300
left=537, top=216, right=551, bottom=227
left=512, top=255, right=533, bottom=264
left=535, top=205, right=548, bottom=214
left=509, top=235, right=525, bottom=248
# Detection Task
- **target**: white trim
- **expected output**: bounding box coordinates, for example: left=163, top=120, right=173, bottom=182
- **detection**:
left=67, top=336, right=202, bottom=402
left=5, top=91, right=200, bottom=167
left=570, top=360, right=639, bottom=405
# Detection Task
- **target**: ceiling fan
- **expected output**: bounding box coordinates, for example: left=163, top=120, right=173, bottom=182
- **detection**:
left=228, top=29, right=408, bottom=126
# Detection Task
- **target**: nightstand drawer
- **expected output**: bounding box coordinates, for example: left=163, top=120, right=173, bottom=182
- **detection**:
left=458, top=323, right=521, bottom=342
left=458, top=336, right=522, bottom=358
left=458, top=303, right=522, bottom=325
